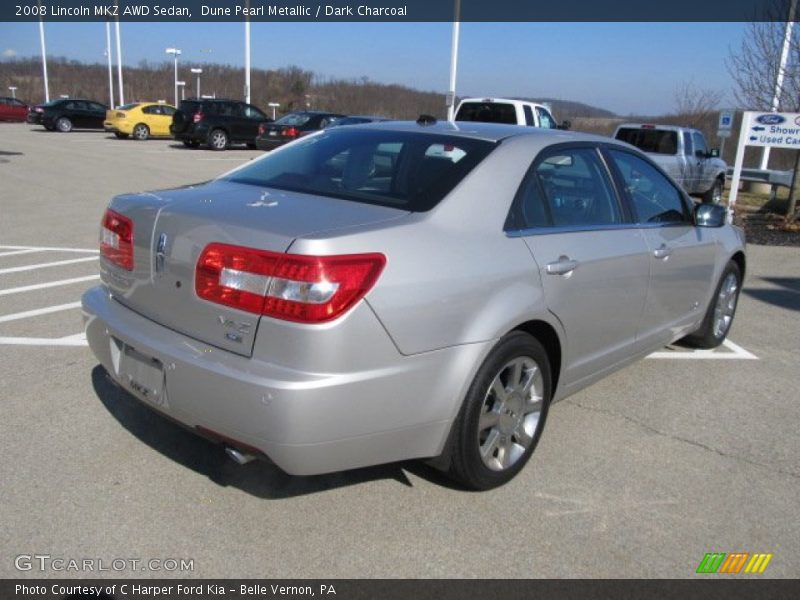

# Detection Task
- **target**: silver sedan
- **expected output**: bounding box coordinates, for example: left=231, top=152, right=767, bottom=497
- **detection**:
left=82, top=120, right=745, bottom=489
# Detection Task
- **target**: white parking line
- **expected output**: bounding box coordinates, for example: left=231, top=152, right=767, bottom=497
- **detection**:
left=0, top=275, right=99, bottom=297
left=0, top=256, right=98, bottom=275
left=0, top=333, right=86, bottom=347
left=0, top=245, right=99, bottom=254
left=647, top=339, right=758, bottom=360
left=0, top=301, right=82, bottom=324
left=0, top=249, right=46, bottom=258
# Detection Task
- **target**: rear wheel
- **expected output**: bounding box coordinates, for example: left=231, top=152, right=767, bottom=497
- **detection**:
left=684, top=260, right=742, bottom=349
left=208, top=128, right=228, bottom=151
left=132, top=123, right=150, bottom=141
left=448, top=332, right=551, bottom=490
left=55, top=117, right=72, bottom=132
left=702, top=178, right=723, bottom=204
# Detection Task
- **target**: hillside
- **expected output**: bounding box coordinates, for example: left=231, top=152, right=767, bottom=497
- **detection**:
left=0, top=57, right=616, bottom=120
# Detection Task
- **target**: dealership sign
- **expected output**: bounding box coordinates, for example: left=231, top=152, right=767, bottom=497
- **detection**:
left=727, top=111, right=800, bottom=209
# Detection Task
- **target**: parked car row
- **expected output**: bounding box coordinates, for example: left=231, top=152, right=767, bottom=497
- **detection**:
left=19, top=96, right=388, bottom=152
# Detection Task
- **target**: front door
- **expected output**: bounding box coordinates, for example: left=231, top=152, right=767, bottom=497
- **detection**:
left=509, top=145, right=651, bottom=389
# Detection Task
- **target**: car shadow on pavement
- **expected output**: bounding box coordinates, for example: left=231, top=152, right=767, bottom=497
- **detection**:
left=744, top=277, right=800, bottom=312
left=91, top=365, right=456, bottom=498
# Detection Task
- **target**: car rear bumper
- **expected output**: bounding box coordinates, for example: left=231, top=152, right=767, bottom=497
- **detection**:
left=255, top=137, right=288, bottom=151
left=82, top=285, right=487, bottom=475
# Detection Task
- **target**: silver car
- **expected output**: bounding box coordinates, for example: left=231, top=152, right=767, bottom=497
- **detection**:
left=82, top=121, right=745, bottom=490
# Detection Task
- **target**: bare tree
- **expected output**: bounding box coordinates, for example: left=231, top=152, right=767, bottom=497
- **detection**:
left=672, top=79, right=723, bottom=128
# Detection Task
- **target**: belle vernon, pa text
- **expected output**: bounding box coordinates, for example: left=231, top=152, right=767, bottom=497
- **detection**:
left=44, top=4, right=409, bottom=18
left=17, top=583, right=338, bottom=597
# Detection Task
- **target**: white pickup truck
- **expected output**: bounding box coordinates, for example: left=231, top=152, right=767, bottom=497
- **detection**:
left=455, top=97, right=568, bottom=129
left=614, top=123, right=727, bottom=203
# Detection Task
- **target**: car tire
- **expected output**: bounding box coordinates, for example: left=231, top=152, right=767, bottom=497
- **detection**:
left=702, top=178, right=723, bottom=204
left=55, top=117, right=72, bottom=132
left=684, top=260, right=742, bottom=349
left=447, top=331, right=551, bottom=490
left=114, top=132, right=129, bottom=139
left=208, top=129, right=228, bottom=151
left=132, top=123, right=150, bottom=141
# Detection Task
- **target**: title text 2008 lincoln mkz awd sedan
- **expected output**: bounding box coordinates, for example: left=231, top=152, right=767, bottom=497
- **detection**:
left=82, top=121, right=745, bottom=489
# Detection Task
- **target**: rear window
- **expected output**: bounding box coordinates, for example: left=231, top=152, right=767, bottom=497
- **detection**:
left=225, top=129, right=497, bottom=212
left=615, top=127, right=678, bottom=155
left=178, top=101, right=203, bottom=114
left=275, top=113, right=312, bottom=126
left=117, top=103, right=139, bottom=111
left=455, top=102, right=517, bottom=125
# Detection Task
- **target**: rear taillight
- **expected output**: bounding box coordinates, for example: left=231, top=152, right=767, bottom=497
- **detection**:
left=193, top=111, right=204, bottom=123
left=100, top=209, right=134, bottom=271
left=35, top=107, right=43, bottom=113
left=258, top=124, right=265, bottom=135
left=282, top=126, right=299, bottom=138
left=195, top=243, right=386, bottom=324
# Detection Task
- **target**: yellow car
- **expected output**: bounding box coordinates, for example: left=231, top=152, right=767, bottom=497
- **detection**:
left=104, top=102, right=176, bottom=140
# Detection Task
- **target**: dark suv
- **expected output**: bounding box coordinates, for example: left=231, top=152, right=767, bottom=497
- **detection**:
left=171, top=99, right=270, bottom=150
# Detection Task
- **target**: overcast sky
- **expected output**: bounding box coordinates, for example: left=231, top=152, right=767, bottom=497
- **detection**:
left=0, top=21, right=750, bottom=115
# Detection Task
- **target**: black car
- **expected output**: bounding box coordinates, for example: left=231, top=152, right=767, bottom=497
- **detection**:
left=170, top=99, right=270, bottom=150
left=255, top=111, right=345, bottom=151
left=36, top=98, right=107, bottom=132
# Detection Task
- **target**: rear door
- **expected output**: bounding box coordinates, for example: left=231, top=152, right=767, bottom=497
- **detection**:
left=240, top=104, right=266, bottom=142
left=605, top=148, right=717, bottom=348
left=87, top=102, right=107, bottom=128
left=508, top=145, right=650, bottom=388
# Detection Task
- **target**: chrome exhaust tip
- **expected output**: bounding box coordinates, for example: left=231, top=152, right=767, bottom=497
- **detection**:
left=225, top=446, right=256, bottom=465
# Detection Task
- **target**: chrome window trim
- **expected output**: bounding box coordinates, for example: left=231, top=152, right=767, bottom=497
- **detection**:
left=506, top=220, right=692, bottom=238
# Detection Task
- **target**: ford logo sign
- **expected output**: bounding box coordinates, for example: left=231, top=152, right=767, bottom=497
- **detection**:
left=756, top=114, right=786, bottom=125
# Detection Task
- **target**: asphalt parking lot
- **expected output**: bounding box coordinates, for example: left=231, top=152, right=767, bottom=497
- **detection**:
left=0, top=123, right=798, bottom=579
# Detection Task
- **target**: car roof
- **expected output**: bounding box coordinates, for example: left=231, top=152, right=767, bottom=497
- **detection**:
left=616, top=123, right=695, bottom=133
left=458, top=97, right=549, bottom=108
left=349, top=119, right=609, bottom=144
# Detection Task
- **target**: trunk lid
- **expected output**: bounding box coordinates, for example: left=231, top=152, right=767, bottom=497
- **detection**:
left=102, top=180, right=407, bottom=356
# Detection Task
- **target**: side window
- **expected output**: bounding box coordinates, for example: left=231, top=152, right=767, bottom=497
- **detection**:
left=514, top=147, right=622, bottom=229
left=536, top=107, right=556, bottom=129
left=142, top=105, right=157, bottom=114
left=682, top=132, right=693, bottom=156
left=89, top=102, right=105, bottom=112
left=0, top=98, right=7, bottom=106
left=161, top=105, right=176, bottom=116
left=523, top=105, right=534, bottom=126
left=244, top=105, right=266, bottom=120
left=65, top=102, right=77, bottom=110
left=608, top=149, right=689, bottom=224
left=692, top=132, right=708, bottom=156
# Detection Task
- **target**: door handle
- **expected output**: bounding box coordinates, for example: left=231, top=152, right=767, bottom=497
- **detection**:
left=546, top=256, right=579, bottom=275
left=653, top=244, right=672, bottom=259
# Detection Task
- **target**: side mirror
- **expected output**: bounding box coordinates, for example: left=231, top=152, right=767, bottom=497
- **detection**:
left=694, top=203, right=726, bottom=227
left=710, top=148, right=720, bottom=158
left=557, top=120, right=571, bottom=130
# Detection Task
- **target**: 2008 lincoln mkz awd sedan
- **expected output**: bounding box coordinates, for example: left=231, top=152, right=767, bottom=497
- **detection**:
left=82, top=121, right=745, bottom=489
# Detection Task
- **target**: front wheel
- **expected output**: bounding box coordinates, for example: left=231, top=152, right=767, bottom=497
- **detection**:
left=208, top=129, right=228, bottom=151
left=448, top=332, right=551, bottom=490
left=684, top=260, right=742, bottom=349
left=55, top=117, right=72, bottom=132
left=132, top=123, right=150, bottom=141
left=702, top=178, right=723, bottom=204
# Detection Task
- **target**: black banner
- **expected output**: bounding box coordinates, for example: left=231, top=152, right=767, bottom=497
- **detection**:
left=0, top=0, right=790, bottom=23
left=4, top=580, right=800, bottom=600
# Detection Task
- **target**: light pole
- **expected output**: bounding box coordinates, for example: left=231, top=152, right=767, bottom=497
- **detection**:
left=191, top=68, right=202, bottom=98
left=176, top=81, right=186, bottom=101
left=268, top=102, right=280, bottom=120
left=8, top=86, right=17, bottom=100
left=244, top=1, right=251, bottom=103
left=446, top=0, right=461, bottom=121
left=166, top=47, right=182, bottom=107
left=105, top=22, right=114, bottom=108
left=37, top=0, right=50, bottom=102
left=114, top=2, right=124, bottom=106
